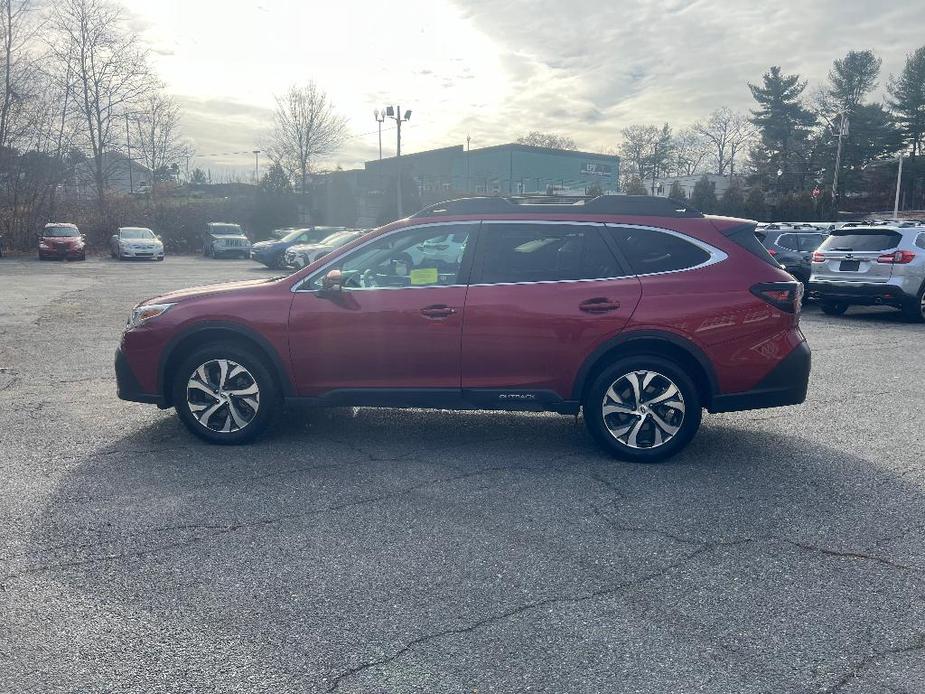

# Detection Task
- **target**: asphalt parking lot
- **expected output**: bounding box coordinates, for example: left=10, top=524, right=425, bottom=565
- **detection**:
left=1, top=255, right=924, bottom=693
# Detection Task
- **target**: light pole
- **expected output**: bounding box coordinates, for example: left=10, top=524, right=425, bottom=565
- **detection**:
left=466, top=134, right=471, bottom=193
left=831, top=111, right=849, bottom=208
left=384, top=105, right=411, bottom=217
left=124, top=113, right=134, bottom=194
left=252, top=150, right=261, bottom=183
left=894, top=151, right=905, bottom=219
left=373, top=108, right=386, bottom=160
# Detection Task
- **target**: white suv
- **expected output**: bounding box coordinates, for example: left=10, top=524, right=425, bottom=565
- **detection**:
left=809, top=225, right=925, bottom=321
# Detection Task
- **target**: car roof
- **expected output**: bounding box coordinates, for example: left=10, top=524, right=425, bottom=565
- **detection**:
left=45, top=222, right=77, bottom=227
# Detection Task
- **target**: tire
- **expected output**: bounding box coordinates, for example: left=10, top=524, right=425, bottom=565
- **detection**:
left=172, top=343, right=279, bottom=445
left=901, top=286, right=925, bottom=323
left=583, top=355, right=702, bottom=463
left=156, top=256, right=165, bottom=262
left=820, top=302, right=848, bottom=316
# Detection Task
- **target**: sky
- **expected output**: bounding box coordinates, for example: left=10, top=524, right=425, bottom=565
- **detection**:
left=122, top=0, right=925, bottom=179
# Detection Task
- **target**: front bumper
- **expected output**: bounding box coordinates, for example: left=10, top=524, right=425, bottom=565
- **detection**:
left=251, top=249, right=280, bottom=266
left=120, top=246, right=164, bottom=259
left=709, top=340, right=811, bottom=413
left=115, top=346, right=163, bottom=405
left=40, top=246, right=84, bottom=259
left=808, top=281, right=914, bottom=307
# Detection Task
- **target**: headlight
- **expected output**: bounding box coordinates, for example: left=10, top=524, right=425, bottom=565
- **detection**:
left=127, top=302, right=175, bottom=328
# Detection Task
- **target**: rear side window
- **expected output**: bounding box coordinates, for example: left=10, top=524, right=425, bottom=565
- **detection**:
left=609, top=226, right=710, bottom=275
left=475, top=224, right=623, bottom=284
left=798, top=234, right=826, bottom=252
left=776, top=234, right=799, bottom=251
left=916, top=233, right=925, bottom=250
left=819, top=230, right=901, bottom=252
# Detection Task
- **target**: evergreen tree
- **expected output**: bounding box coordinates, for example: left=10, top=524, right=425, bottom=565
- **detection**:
left=720, top=184, right=745, bottom=216
left=888, top=46, right=925, bottom=156
left=743, top=187, right=767, bottom=220
left=823, top=50, right=881, bottom=115
left=690, top=175, right=717, bottom=212
left=668, top=180, right=685, bottom=199
left=623, top=176, right=649, bottom=195
left=748, top=66, right=817, bottom=193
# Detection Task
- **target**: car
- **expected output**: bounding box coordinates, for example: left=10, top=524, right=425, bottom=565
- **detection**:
left=250, top=227, right=344, bottom=269
left=110, top=226, right=165, bottom=261
left=809, top=224, right=925, bottom=321
left=284, top=230, right=366, bottom=269
left=202, top=222, right=251, bottom=259
left=115, top=195, right=811, bottom=463
left=755, top=228, right=828, bottom=290
left=38, top=223, right=85, bottom=261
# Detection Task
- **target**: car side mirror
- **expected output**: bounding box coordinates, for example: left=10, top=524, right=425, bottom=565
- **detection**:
left=111, top=234, right=118, bottom=241
left=321, top=269, right=343, bottom=292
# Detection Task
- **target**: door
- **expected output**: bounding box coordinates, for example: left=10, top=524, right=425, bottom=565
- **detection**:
left=288, top=222, right=477, bottom=397
left=461, top=221, right=641, bottom=401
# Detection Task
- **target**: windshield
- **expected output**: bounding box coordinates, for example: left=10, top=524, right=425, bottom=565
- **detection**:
left=281, top=228, right=315, bottom=242
left=121, top=228, right=154, bottom=239
left=819, top=230, right=902, bottom=252
left=210, top=224, right=243, bottom=236
left=44, top=226, right=79, bottom=237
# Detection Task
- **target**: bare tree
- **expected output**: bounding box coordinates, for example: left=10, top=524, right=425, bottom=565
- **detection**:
left=516, top=131, right=577, bottom=150
left=131, top=91, right=185, bottom=193
left=670, top=129, right=711, bottom=176
left=693, top=107, right=756, bottom=176
left=267, top=81, right=347, bottom=199
left=618, top=124, right=660, bottom=181
left=0, top=0, right=42, bottom=151
left=48, top=0, right=154, bottom=212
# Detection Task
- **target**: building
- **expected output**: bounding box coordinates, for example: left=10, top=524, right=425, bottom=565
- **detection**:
left=320, top=142, right=620, bottom=226
left=652, top=173, right=741, bottom=200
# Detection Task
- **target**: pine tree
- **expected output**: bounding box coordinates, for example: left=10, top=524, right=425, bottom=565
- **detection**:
left=720, top=184, right=746, bottom=217
left=743, top=187, right=767, bottom=220
left=888, top=46, right=925, bottom=156
left=668, top=180, right=685, bottom=199
left=748, top=66, right=817, bottom=193
left=623, top=176, right=649, bottom=195
left=690, top=175, right=717, bottom=212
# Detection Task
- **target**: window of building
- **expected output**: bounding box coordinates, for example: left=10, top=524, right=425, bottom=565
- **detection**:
left=609, top=227, right=711, bottom=275
left=475, top=224, right=623, bottom=284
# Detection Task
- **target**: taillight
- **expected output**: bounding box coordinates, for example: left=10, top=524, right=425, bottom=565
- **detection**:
left=876, top=250, right=916, bottom=264
left=767, top=248, right=777, bottom=256
left=750, top=282, right=801, bottom=314
left=811, top=251, right=825, bottom=263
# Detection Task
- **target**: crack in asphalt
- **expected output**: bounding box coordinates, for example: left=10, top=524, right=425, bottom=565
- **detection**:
left=323, top=540, right=751, bottom=692
left=822, top=633, right=925, bottom=693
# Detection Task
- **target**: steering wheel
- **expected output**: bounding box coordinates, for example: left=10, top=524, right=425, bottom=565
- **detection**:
left=360, top=268, right=377, bottom=288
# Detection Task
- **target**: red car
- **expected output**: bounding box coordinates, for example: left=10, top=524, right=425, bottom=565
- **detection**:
left=115, top=196, right=810, bottom=462
left=39, top=223, right=86, bottom=261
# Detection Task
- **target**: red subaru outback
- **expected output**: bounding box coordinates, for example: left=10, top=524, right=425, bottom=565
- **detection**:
left=115, top=196, right=810, bottom=462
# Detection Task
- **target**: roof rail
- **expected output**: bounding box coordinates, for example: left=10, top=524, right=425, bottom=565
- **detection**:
left=412, top=194, right=703, bottom=219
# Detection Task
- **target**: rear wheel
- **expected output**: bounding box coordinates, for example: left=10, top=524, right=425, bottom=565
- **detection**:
left=820, top=302, right=848, bottom=316
left=583, top=356, right=702, bottom=463
left=172, top=344, right=279, bottom=444
left=901, top=286, right=925, bottom=323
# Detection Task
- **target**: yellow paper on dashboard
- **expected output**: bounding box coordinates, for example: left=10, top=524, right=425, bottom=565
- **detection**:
left=410, top=268, right=439, bottom=285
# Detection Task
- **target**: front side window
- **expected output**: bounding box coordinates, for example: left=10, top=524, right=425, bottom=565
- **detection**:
left=475, top=224, right=623, bottom=284
left=609, top=226, right=711, bottom=275
left=306, top=224, right=472, bottom=290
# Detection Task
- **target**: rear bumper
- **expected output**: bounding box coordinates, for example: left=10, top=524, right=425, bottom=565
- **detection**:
left=808, top=281, right=915, bottom=306
left=115, top=347, right=163, bottom=405
left=709, top=340, right=811, bottom=413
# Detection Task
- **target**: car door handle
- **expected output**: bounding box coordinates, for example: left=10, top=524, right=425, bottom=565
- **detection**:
left=579, top=298, right=621, bottom=313
left=420, top=304, right=457, bottom=319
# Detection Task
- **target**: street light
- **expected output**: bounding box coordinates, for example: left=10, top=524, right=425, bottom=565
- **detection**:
left=383, top=104, right=412, bottom=217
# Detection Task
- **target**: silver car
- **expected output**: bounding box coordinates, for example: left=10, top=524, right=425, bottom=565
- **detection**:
left=284, top=230, right=365, bottom=269
left=809, top=225, right=925, bottom=321
left=110, top=226, right=165, bottom=261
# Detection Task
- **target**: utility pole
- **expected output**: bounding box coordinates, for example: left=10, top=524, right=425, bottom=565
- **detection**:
left=252, top=150, right=261, bottom=183
left=831, top=112, right=849, bottom=208
left=894, top=152, right=904, bottom=219
left=374, top=109, right=385, bottom=160
left=650, top=142, right=658, bottom=196
left=385, top=105, right=411, bottom=217
left=466, top=134, right=471, bottom=193
left=124, top=113, right=133, bottom=194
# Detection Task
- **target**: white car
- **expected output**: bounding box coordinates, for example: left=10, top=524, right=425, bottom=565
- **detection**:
left=284, top=230, right=365, bottom=269
left=110, top=226, right=164, bottom=261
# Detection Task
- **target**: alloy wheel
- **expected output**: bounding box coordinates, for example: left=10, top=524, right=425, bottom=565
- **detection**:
left=186, top=359, right=260, bottom=433
left=601, top=370, right=685, bottom=449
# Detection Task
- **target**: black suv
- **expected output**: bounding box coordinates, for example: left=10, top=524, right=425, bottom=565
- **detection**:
left=755, top=229, right=828, bottom=288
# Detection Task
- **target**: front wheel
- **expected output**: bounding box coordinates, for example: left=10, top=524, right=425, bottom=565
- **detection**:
left=172, top=344, right=279, bottom=444
left=584, top=356, right=702, bottom=463
left=820, top=302, right=848, bottom=316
